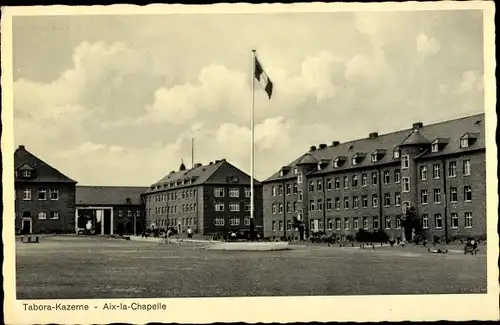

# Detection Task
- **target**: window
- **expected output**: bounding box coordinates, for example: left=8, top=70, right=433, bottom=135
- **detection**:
left=372, top=172, right=378, bottom=185
left=394, top=169, right=401, bottom=183
left=309, top=200, right=315, bottom=211
left=448, top=161, right=457, bottom=178
left=327, top=179, right=332, bottom=190
left=464, top=212, right=472, bottom=228
left=38, top=212, right=47, bottom=220
left=327, top=219, right=333, bottom=230
left=49, top=189, right=59, bottom=200
left=460, top=138, right=469, bottom=148
left=432, top=164, right=441, bottom=179
left=362, top=173, right=368, bottom=187
left=229, top=188, right=240, bottom=198
left=214, top=188, right=225, bottom=197
left=363, top=217, right=369, bottom=229
left=362, top=195, right=368, bottom=208
left=309, top=181, right=315, bottom=192
left=118, top=210, right=123, bottom=217
left=326, top=198, right=332, bottom=210
left=317, top=180, right=323, bottom=192
left=38, top=189, right=47, bottom=200
left=372, top=194, right=378, bottom=208
left=335, top=218, right=341, bottom=230
left=464, top=186, right=472, bottom=202
left=343, top=176, right=349, bottom=189
left=352, top=175, right=359, bottom=187
left=272, top=221, right=277, bottom=231
left=343, top=197, right=349, bottom=209
left=451, top=213, right=458, bottom=228
left=334, top=177, right=340, bottom=189
left=353, top=217, right=359, bottom=229
left=422, top=214, right=429, bottom=229
left=230, top=217, right=240, bottom=226
left=245, top=203, right=251, bottom=211
left=384, top=193, right=391, bottom=207
left=294, top=167, right=299, bottom=175
left=396, top=215, right=402, bottom=229
left=127, top=210, right=132, bottom=217
left=23, top=189, right=31, bottom=200
left=450, top=187, right=458, bottom=203
left=279, top=203, right=284, bottom=213
left=317, top=199, right=323, bottom=211
left=395, top=192, right=401, bottom=206
left=420, top=190, right=428, bottom=204
left=293, top=202, right=297, bottom=212
left=318, top=220, right=323, bottom=230
left=420, top=166, right=427, bottom=180
left=215, top=217, right=224, bottom=226
left=431, top=142, right=439, bottom=153
left=297, top=172, right=303, bottom=184
left=463, top=160, right=471, bottom=176
left=371, top=153, right=378, bottom=163
left=373, top=217, right=379, bottom=229
left=286, top=184, right=292, bottom=195
left=334, top=198, right=340, bottom=210
left=272, top=186, right=276, bottom=196
left=298, top=190, right=303, bottom=202
left=433, top=189, right=441, bottom=204
left=353, top=196, right=359, bottom=209
left=245, top=188, right=251, bottom=198
left=434, top=214, right=443, bottom=228
left=286, top=202, right=291, bottom=213
left=293, top=183, right=298, bottom=194
left=393, top=148, right=400, bottom=159
left=135, top=210, right=141, bottom=217
left=48, top=211, right=59, bottom=220
left=401, top=155, right=409, bottom=169
left=383, top=171, right=390, bottom=184
left=402, top=177, right=410, bottom=192
left=215, top=202, right=224, bottom=211
left=344, top=218, right=350, bottom=230
left=278, top=185, right=283, bottom=196
left=287, top=220, right=292, bottom=231
left=384, top=216, right=391, bottom=229
left=22, top=170, right=31, bottom=177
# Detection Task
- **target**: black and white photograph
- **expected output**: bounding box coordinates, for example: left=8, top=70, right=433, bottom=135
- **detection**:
left=2, top=2, right=498, bottom=324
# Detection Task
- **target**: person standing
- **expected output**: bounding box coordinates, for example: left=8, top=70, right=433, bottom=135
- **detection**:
left=187, top=227, right=193, bottom=239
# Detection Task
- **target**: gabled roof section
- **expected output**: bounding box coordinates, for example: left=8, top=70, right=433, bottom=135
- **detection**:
left=263, top=112, right=485, bottom=182
left=76, top=186, right=147, bottom=206
left=400, top=129, right=430, bottom=146
left=295, top=153, right=318, bottom=165
left=14, top=145, right=77, bottom=183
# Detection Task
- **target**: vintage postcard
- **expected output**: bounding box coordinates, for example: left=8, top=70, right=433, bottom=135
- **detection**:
left=1, top=2, right=498, bottom=324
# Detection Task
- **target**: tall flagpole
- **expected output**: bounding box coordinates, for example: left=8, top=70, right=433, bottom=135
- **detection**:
left=191, top=137, right=194, bottom=169
left=250, top=49, right=256, bottom=238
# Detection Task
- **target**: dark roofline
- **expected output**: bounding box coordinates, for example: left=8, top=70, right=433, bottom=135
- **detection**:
left=262, top=112, right=484, bottom=183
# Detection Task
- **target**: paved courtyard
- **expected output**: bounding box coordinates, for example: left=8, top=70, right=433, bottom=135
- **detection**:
left=16, top=236, right=487, bottom=299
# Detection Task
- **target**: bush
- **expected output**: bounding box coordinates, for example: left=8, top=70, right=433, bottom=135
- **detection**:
left=355, top=229, right=372, bottom=242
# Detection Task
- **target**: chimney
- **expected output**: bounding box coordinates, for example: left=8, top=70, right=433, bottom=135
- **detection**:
left=412, top=122, right=423, bottom=130
left=318, top=143, right=327, bottom=150
left=209, top=162, right=213, bottom=165
left=18, top=145, right=25, bottom=150
left=194, top=163, right=202, bottom=168
left=215, top=159, right=221, bottom=164
left=369, top=132, right=378, bottom=139
left=169, top=170, right=175, bottom=175
left=309, top=145, right=317, bottom=152
left=332, top=141, right=340, bottom=147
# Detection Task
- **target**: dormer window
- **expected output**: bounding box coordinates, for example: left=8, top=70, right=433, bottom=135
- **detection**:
left=22, top=170, right=31, bottom=177
left=294, top=167, right=299, bottom=175
left=351, top=153, right=366, bottom=166
left=333, top=156, right=347, bottom=168
left=393, top=148, right=400, bottom=159
left=371, top=149, right=386, bottom=163
left=460, top=133, right=478, bottom=148
left=371, top=153, right=378, bottom=163
left=431, top=138, right=450, bottom=153
left=431, top=141, right=439, bottom=153
left=279, top=170, right=284, bottom=177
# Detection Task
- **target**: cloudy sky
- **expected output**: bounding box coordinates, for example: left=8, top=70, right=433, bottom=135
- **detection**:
left=12, top=9, right=485, bottom=186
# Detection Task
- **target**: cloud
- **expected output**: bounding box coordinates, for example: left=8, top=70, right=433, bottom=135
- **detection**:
left=416, top=34, right=441, bottom=56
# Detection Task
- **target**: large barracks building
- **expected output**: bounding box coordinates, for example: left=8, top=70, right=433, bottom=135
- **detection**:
left=262, top=113, right=486, bottom=240
left=143, top=159, right=263, bottom=235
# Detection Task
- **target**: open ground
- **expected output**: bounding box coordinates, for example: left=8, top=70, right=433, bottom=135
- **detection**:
left=16, top=236, right=486, bottom=299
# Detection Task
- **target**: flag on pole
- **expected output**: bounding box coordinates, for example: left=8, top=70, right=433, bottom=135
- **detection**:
left=254, top=57, right=273, bottom=99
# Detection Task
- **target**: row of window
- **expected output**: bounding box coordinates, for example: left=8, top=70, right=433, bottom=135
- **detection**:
left=214, top=188, right=252, bottom=198
left=214, top=216, right=252, bottom=227
left=27, top=211, right=60, bottom=220
left=417, top=160, right=471, bottom=180
left=153, top=217, right=198, bottom=228
left=269, top=212, right=474, bottom=232
left=21, top=189, right=59, bottom=201
left=117, top=210, right=141, bottom=217
left=214, top=202, right=251, bottom=212
left=148, top=203, right=198, bottom=216
left=420, top=187, right=472, bottom=204
left=148, top=188, right=198, bottom=203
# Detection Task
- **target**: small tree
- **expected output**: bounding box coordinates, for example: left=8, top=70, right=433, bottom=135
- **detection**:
left=293, top=217, right=305, bottom=241
left=401, top=207, right=424, bottom=242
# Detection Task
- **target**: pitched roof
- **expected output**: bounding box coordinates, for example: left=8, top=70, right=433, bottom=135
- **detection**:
left=296, top=153, right=319, bottom=165
left=400, top=129, right=431, bottom=146
left=14, top=145, right=77, bottom=183
left=264, top=113, right=485, bottom=182
left=76, top=186, right=147, bottom=206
